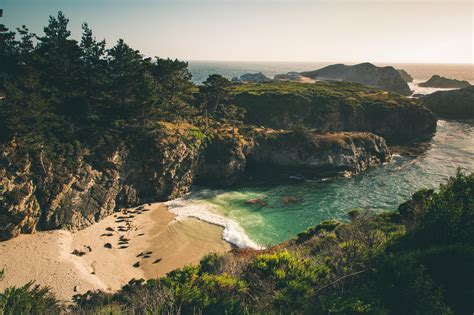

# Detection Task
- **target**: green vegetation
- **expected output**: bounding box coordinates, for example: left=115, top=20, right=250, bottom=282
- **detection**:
left=0, top=12, right=236, bottom=169
left=229, top=81, right=416, bottom=107
left=0, top=12, right=466, bottom=314
left=0, top=280, right=61, bottom=314
left=62, top=172, right=472, bottom=313
left=227, top=81, right=435, bottom=144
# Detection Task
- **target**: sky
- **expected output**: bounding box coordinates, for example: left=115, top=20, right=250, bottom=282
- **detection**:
left=2, top=0, right=473, bottom=64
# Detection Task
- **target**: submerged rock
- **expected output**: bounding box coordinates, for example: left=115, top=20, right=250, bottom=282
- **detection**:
left=300, top=63, right=412, bottom=95
left=419, top=75, right=471, bottom=89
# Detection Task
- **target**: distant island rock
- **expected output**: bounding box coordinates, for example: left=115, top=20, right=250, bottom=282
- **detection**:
left=397, top=69, right=414, bottom=83
left=300, top=62, right=412, bottom=96
left=418, top=75, right=471, bottom=89
left=421, top=86, right=474, bottom=119
left=239, top=72, right=272, bottom=83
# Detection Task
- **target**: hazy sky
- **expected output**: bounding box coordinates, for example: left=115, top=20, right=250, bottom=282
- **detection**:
left=2, top=0, right=473, bottom=63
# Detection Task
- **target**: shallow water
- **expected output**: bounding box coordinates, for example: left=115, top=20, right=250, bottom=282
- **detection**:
left=167, top=120, right=474, bottom=248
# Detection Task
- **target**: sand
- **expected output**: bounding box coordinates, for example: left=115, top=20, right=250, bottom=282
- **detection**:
left=0, top=204, right=231, bottom=303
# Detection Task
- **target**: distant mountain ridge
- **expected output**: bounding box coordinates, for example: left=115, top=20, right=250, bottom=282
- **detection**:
left=300, top=62, right=412, bottom=96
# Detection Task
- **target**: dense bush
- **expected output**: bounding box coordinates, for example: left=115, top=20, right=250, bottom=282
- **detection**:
left=0, top=281, right=61, bottom=314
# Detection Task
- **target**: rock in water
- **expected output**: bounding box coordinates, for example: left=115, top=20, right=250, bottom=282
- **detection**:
left=240, top=72, right=272, bottom=83
left=418, top=75, right=471, bottom=89
left=421, top=86, right=474, bottom=119
left=300, top=62, right=412, bottom=95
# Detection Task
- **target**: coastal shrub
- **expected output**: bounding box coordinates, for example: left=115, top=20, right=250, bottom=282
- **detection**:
left=295, top=219, right=341, bottom=244
left=372, top=252, right=453, bottom=314
left=199, top=253, right=226, bottom=275
left=400, top=171, right=473, bottom=247
left=244, top=250, right=329, bottom=312
left=0, top=282, right=61, bottom=314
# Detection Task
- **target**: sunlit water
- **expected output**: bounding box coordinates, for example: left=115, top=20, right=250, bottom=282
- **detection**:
left=188, top=61, right=474, bottom=85
left=167, top=120, right=474, bottom=248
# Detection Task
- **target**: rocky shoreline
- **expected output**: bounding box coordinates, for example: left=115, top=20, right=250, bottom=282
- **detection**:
left=1, top=81, right=437, bottom=241
left=0, top=126, right=392, bottom=241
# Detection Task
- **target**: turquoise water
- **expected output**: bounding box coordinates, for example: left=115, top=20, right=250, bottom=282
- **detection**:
left=167, top=120, right=474, bottom=248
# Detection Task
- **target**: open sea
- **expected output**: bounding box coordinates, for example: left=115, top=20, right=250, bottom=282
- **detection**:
left=167, top=61, right=474, bottom=248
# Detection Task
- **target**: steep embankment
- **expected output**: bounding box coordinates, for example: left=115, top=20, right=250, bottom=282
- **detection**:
left=421, top=86, right=474, bottom=119
left=230, top=81, right=436, bottom=144
left=300, top=63, right=412, bottom=95
left=196, top=128, right=389, bottom=185
left=0, top=123, right=204, bottom=240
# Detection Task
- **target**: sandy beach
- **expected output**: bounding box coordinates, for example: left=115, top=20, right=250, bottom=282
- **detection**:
left=0, top=204, right=231, bottom=302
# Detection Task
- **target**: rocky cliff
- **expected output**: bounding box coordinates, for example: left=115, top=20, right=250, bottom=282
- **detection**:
left=419, top=75, right=471, bottom=89
left=0, top=123, right=203, bottom=240
left=421, top=86, right=474, bottom=119
left=229, top=81, right=436, bottom=144
left=1, top=121, right=392, bottom=240
left=247, top=129, right=389, bottom=179
left=195, top=127, right=390, bottom=185
left=300, top=63, right=412, bottom=96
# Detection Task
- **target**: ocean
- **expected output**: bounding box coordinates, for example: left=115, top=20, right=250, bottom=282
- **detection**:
left=188, top=60, right=474, bottom=85
left=167, top=61, right=474, bottom=249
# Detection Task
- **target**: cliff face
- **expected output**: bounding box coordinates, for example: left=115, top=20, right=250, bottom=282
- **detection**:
left=230, top=81, right=436, bottom=144
left=421, top=86, right=474, bottom=119
left=0, top=125, right=203, bottom=241
left=248, top=129, right=389, bottom=178
left=1, top=121, right=393, bottom=240
left=419, top=75, right=471, bottom=89
left=300, top=63, right=412, bottom=96
left=196, top=134, right=252, bottom=187
left=195, top=128, right=390, bottom=185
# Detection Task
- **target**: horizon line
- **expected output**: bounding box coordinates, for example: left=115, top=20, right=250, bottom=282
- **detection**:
left=184, top=59, right=474, bottom=66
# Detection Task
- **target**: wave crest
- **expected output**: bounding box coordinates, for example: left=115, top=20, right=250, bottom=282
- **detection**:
left=165, top=193, right=262, bottom=249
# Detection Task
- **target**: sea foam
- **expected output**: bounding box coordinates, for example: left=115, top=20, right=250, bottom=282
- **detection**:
left=165, top=192, right=262, bottom=249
